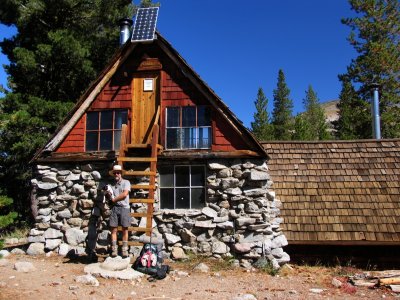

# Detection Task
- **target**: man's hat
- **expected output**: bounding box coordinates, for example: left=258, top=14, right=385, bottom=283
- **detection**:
left=109, top=165, right=126, bottom=176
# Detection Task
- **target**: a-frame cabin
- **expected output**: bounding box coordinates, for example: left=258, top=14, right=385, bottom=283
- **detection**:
left=30, top=13, right=288, bottom=266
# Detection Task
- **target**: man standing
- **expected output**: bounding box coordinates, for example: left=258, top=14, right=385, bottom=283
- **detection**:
left=107, top=165, right=131, bottom=257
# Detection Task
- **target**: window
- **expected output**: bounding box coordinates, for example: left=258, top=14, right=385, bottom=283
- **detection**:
left=166, top=106, right=211, bottom=149
left=159, top=165, right=205, bottom=209
left=85, top=110, right=128, bottom=151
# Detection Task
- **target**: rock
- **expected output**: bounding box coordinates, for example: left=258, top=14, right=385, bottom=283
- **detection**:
left=213, top=216, right=229, bottom=223
left=43, top=228, right=63, bottom=239
left=171, top=247, right=188, bottom=260
left=276, top=252, right=290, bottom=265
left=37, top=182, right=58, bottom=190
left=45, top=239, right=62, bottom=250
left=28, top=233, right=46, bottom=243
left=180, top=228, right=196, bottom=244
left=75, top=274, right=99, bottom=286
left=0, top=250, right=10, bottom=258
left=216, top=221, right=234, bottom=230
left=58, top=244, right=70, bottom=256
left=271, top=235, right=288, bottom=248
left=65, top=228, right=87, bottom=246
left=202, top=207, right=218, bottom=218
left=72, top=184, right=85, bottom=194
left=14, top=261, right=36, bottom=272
left=100, top=256, right=130, bottom=271
left=164, top=233, right=181, bottom=245
left=235, top=218, right=256, bottom=227
left=193, top=262, right=209, bottom=273
left=57, top=209, right=72, bottom=219
left=10, top=248, right=26, bottom=255
left=38, top=208, right=52, bottom=216
left=208, top=163, right=227, bottom=170
left=249, top=169, right=270, bottom=181
left=218, top=168, right=233, bottom=178
left=225, top=187, right=242, bottom=196
left=195, top=220, right=216, bottom=229
left=84, top=264, right=144, bottom=280
left=212, top=241, right=229, bottom=254
left=67, top=218, right=83, bottom=227
left=243, top=188, right=266, bottom=197
left=231, top=294, right=258, bottom=300
left=233, top=243, right=252, bottom=253
left=27, top=243, right=45, bottom=255
left=91, top=171, right=101, bottom=180
left=309, top=288, right=325, bottom=294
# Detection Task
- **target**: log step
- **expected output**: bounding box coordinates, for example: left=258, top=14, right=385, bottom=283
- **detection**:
left=130, top=198, right=154, bottom=204
left=117, top=226, right=152, bottom=232
left=117, top=157, right=157, bottom=162
left=130, top=212, right=148, bottom=218
left=131, top=184, right=156, bottom=190
left=117, top=241, right=144, bottom=246
left=125, top=171, right=156, bottom=176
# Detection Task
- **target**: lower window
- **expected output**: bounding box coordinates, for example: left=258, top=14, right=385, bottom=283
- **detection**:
left=159, top=165, right=205, bottom=209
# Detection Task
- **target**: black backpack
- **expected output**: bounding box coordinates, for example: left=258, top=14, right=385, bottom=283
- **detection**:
left=133, top=243, right=170, bottom=279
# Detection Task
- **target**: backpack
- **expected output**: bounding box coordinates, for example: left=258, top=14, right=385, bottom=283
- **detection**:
left=133, top=243, right=164, bottom=276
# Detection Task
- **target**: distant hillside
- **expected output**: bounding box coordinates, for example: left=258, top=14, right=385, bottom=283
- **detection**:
left=321, top=99, right=339, bottom=123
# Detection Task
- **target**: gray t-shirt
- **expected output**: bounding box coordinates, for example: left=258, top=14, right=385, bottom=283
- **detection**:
left=110, top=178, right=131, bottom=208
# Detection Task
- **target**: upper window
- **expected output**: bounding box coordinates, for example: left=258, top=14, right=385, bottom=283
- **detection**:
left=166, top=106, right=212, bottom=149
left=85, top=110, right=128, bottom=151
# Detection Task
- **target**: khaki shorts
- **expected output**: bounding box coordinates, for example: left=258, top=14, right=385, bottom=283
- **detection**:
left=109, top=206, right=131, bottom=227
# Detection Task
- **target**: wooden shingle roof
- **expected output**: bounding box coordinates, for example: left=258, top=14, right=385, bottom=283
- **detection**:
left=262, top=139, right=400, bottom=245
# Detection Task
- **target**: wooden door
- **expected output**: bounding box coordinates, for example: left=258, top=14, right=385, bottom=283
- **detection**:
left=131, top=73, right=159, bottom=144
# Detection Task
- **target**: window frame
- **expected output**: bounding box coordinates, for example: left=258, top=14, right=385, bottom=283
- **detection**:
left=159, top=164, right=206, bottom=209
left=165, top=106, right=212, bottom=150
left=85, top=109, right=128, bottom=151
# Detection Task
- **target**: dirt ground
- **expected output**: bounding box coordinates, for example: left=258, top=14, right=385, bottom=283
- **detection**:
left=0, top=253, right=398, bottom=300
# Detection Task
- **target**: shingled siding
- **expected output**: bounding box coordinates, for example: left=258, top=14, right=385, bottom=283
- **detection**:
left=262, top=139, right=400, bottom=245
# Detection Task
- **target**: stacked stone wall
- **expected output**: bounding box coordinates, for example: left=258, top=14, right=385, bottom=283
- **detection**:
left=29, top=159, right=289, bottom=268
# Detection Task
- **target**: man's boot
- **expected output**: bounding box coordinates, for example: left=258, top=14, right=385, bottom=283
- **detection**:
left=122, top=241, right=129, bottom=258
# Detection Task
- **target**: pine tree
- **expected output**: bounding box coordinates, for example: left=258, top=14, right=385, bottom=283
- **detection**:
left=250, top=88, right=274, bottom=140
left=0, top=0, right=145, bottom=218
left=0, top=194, right=18, bottom=250
left=335, top=76, right=371, bottom=139
left=341, top=0, right=400, bottom=138
left=301, top=85, right=331, bottom=140
left=271, top=69, right=294, bottom=140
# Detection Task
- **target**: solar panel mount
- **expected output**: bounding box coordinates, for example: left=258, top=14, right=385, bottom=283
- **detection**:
left=131, top=7, right=159, bottom=42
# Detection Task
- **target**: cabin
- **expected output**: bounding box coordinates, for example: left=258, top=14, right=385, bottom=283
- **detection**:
left=29, top=10, right=289, bottom=268
left=263, top=140, right=400, bottom=267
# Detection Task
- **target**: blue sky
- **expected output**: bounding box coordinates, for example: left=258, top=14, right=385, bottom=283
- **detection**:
left=0, top=0, right=357, bottom=128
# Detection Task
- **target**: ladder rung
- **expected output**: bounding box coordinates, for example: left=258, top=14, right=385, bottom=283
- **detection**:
left=131, top=184, right=156, bottom=190
left=117, top=226, right=152, bottom=232
left=130, top=198, right=154, bottom=204
left=118, top=157, right=157, bottom=162
left=117, top=241, right=144, bottom=246
left=125, top=171, right=156, bottom=176
left=131, top=212, right=148, bottom=218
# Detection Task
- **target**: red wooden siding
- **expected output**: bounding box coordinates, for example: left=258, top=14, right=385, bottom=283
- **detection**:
left=160, top=70, right=247, bottom=151
left=56, top=76, right=132, bottom=153
left=57, top=116, right=85, bottom=152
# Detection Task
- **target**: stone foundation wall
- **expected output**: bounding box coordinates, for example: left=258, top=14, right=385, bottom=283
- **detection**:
left=29, top=159, right=289, bottom=268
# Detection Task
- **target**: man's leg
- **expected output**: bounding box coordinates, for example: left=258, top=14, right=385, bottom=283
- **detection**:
left=121, top=227, right=129, bottom=258
left=111, top=226, right=118, bottom=257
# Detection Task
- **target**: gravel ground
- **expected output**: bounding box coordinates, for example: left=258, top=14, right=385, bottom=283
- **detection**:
left=0, top=253, right=398, bottom=300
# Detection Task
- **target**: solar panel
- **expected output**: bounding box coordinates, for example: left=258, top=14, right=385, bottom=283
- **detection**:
left=131, top=7, right=159, bottom=42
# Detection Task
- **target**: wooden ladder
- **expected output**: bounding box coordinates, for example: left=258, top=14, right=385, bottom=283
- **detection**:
left=116, top=107, right=162, bottom=246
